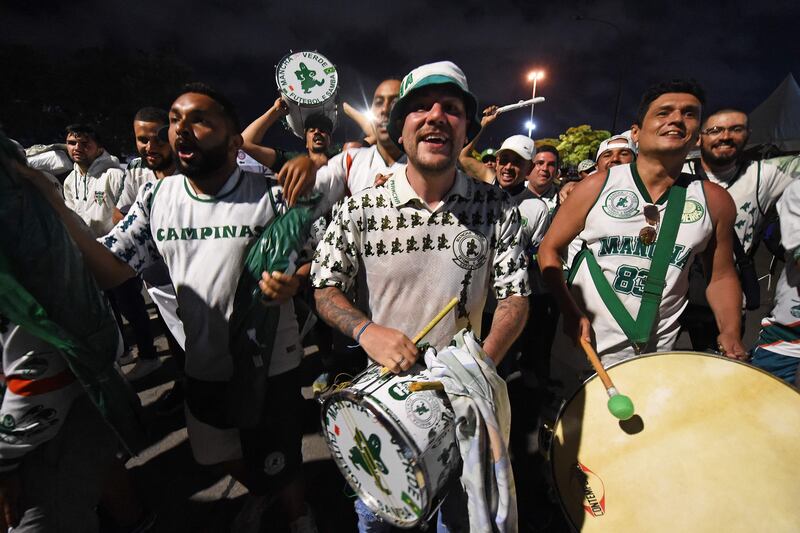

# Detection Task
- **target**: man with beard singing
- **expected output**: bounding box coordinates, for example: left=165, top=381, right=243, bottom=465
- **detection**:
left=20, top=83, right=339, bottom=533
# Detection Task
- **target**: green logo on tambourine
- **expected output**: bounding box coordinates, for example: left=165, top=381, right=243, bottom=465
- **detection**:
left=276, top=51, right=338, bottom=105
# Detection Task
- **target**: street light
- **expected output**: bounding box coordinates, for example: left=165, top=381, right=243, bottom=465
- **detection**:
left=525, top=120, right=536, bottom=132
left=526, top=70, right=544, bottom=139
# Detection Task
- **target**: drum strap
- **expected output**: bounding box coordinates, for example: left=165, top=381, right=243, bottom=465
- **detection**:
left=579, top=182, right=687, bottom=352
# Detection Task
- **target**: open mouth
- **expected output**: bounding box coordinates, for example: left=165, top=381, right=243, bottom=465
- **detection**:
left=175, top=141, right=196, bottom=162
left=420, top=133, right=449, bottom=147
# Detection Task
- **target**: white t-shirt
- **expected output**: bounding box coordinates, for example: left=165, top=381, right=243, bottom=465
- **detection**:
left=684, top=156, right=800, bottom=254
left=63, top=152, right=125, bottom=237
left=311, top=166, right=530, bottom=350
left=117, top=159, right=156, bottom=213
left=317, top=145, right=406, bottom=197
left=511, top=186, right=551, bottom=296
left=102, top=168, right=337, bottom=381
left=755, top=180, right=800, bottom=358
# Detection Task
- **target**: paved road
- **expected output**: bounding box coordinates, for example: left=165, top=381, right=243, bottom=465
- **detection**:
left=122, top=248, right=781, bottom=532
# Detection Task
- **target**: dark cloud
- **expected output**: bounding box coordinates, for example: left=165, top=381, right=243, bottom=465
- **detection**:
left=1, top=0, right=798, bottom=152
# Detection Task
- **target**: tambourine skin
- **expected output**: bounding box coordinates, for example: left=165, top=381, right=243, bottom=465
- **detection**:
left=548, top=351, right=800, bottom=533
left=275, top=51, right=339, bottom=138
left=321, top=364, right=457, bottom=528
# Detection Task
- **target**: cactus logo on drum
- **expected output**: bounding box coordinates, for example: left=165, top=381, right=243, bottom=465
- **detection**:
left=276, top=51, right=338, bottom=106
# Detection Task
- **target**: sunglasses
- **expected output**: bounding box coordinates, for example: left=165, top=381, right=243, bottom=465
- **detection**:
left=639, top=204, right=660, bottom=245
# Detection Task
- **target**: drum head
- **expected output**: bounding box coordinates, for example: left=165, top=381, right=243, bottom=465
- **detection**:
left=275, top=51, right=338, bottom=106
left=322, top=390, right=431, bottom=528
left=550, top=352, right=800, bottom=532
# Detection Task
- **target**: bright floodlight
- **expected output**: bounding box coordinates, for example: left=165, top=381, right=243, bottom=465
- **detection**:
left=364, top=109, right=376, bottom=122
left=527, top=71, right=544, bottom=81
left=525, top=121, right=536, bottom=131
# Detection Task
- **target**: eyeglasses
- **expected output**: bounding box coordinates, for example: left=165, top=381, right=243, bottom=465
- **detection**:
left=700, top=125, right=748, bottom=137
left=639, top=204, right=660, bottom=245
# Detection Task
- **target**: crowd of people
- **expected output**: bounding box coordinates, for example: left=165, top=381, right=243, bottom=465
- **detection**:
left=1, top=58, right=799, bottom=533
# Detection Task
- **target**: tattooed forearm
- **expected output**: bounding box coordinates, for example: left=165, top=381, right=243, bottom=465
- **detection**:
left=314, top=286, right=370, bottom=338
left=483, top=295, right=528, bottom=364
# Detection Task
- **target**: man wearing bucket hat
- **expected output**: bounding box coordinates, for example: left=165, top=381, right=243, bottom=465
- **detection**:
left=312, top=61, right=528, bottom=532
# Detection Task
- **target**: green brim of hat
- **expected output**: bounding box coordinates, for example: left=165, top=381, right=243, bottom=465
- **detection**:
left=387, top=76, right=481, bottom=151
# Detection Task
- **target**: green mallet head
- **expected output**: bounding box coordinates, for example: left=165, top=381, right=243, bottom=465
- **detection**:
left=607, top=393, right=635, bottom=420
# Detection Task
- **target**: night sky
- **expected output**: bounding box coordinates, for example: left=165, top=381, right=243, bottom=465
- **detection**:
left=3, top=0, right=799, bottom=152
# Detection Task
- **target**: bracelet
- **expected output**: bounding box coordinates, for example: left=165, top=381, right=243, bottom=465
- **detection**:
left=348, top=320, right=373, bottom=348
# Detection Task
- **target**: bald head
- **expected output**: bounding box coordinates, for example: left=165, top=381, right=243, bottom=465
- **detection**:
left=371, top=79, right=401, bottom=145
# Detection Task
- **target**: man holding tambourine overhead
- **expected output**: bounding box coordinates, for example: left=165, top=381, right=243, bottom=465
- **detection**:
left=538, top=79, right=747, bottom=365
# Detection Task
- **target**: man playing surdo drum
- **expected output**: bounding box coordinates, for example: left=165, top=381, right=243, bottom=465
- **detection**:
left=538, top=80, right=747, bottom=364
left=311, top=61, right=529, bottom=531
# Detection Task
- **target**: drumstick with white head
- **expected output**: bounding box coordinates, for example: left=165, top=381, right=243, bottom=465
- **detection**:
left=379, top=297, right=460, bottom=377
left=580, top=338, right=635, bottom=420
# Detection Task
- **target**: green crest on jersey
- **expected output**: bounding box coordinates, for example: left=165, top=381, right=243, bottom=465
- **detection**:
left=681, top=199, right=705, bottom=223
left=602, top=190, right=639, bottom=219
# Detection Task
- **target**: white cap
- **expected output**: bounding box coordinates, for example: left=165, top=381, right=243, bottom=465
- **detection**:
left=596, top=131, right=637, bottom=160
left=496, top=134, right=535, bottom=161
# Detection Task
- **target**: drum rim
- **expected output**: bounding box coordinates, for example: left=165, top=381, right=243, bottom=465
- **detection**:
left=547, top=350, right=800, bottom=530
left=320, top=389, right=434, bottom=527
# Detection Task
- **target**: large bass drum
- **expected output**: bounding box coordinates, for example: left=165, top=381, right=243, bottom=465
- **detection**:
left=275, top=51, right=338, bottom=138
left=321, top=363, right=458, bottom=528
left=548, top=351, right=800, bottom=532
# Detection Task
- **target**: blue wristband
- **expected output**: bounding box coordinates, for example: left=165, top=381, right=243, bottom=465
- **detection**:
left=349, top=320, right=373, bottom=348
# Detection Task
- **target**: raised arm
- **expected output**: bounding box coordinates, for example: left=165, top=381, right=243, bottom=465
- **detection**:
left=241, top=97, right=289, bottom=168
left=458, top=105, right=499, bottom=184
left=702, top=181, right=746, bottom=359
left=342, top=102, right=376, bottom=145
left=538, top=174, right=605, bottom=345
left=15, top=163, right=135, bottom=289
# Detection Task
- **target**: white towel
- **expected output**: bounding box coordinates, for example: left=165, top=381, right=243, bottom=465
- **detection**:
left=424, top=329, right=517, bottom=533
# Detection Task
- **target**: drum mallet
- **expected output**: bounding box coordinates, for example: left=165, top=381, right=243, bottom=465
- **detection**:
left=580, top=338, right=635, bottom=420
left=380, top=297, right=460, bottom=377
left=494, top=97, right=546, bottom=115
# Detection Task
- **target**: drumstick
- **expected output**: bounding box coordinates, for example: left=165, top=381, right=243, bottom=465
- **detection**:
left=408, top=381, right=444, bottom=392
left=495, top=97, right=546, bottom=115
left=379, top=297, right=460, bottom=376
left=580, top=338, right=635, bottom=420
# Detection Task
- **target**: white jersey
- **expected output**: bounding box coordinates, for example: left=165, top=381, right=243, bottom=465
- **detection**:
left=529, top=183, right=558, bottom=218
left=569, top=164, right=713, bottom=364
left=117, top=159, right=156, bottom=213
left=755, top=180, right=800, bottom=358
left=511, top=186, right=551, bottom=296
left=63, top=151, right=125, bottom=237
left=102, top=168, right=336, bottom=381
left=684, top=156, right=800, bottom=254
left=311, top=167, right=529, bottom=350
left=317, top=145, right=406, bottom=197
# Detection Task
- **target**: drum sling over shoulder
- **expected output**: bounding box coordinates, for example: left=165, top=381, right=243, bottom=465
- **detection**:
left=580, top=182, right=687, bottom=353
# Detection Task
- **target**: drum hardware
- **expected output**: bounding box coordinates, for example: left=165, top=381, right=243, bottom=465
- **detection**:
left=580, top=338, right=635, bottom=420
left=321, top=298, right=462, bottom=528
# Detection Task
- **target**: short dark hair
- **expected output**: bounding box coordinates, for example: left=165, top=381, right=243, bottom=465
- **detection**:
left=304, top=113, right=333, bottom=134
left=134, top=107, right=168, bottom=125
left=635, top=79, right=706, bottom=126
left=65, top=123, right=102, bottom=146
left=177, top=82, right=240, bottom=131
left=702, top=107, right=749, bottom=129
left=535, top=144, right=560, bottom=167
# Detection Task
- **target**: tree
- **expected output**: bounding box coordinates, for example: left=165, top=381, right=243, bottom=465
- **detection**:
left=536, top=126, right=611, bottom=167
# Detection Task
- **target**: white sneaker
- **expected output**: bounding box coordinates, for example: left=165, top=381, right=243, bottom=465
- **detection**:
left=118, top=349, right=136, bottom=366
left=125, top=358, right=162, bottom=381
